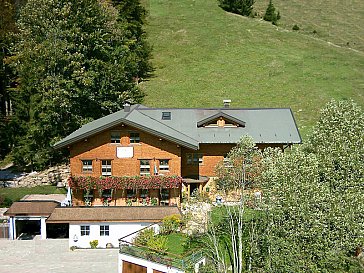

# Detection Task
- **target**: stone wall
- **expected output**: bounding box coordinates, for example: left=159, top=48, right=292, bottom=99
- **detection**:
left=16, top=164, right=70, bottom=187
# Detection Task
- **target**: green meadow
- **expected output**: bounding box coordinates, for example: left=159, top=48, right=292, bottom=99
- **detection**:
left=141, top=0, right=364, bottom=137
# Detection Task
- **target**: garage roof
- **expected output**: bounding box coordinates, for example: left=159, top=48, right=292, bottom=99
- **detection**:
left=46, top=206, right=181, bottom=223
left=4, top=201, right=59, bottom=216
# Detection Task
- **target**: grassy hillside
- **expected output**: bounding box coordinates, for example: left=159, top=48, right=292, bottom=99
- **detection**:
left=254, top=0, right=364, bottom=52
left=141, top=0, right=363, bottom=137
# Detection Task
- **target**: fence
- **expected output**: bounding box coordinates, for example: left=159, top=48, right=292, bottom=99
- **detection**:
left=0, top=219, right=9, bottom=239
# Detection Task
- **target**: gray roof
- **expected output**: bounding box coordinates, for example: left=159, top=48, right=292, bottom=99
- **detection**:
left=54, top=104, right=301, bottom=149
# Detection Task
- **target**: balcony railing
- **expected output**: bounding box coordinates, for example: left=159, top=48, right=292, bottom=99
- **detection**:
left=119, top=239, right=203, bottom=271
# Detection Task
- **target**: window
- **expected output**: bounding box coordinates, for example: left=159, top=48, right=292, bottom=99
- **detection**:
left=80, top=225, right=90, bottom=236
left=101, top=160, right=112, bottom=176
left=130, top=132, right=140, bottom=143
left=111, top=131, right=121, bottom=143
left=82, top=160, right=93, bottom=172
left=159, top=159, right=169, bottom=171
left=223, top=154, right=232, bottom=168
left=186, top=153, right=203, bottom=165
left=140, top=189, right=148, bottom=198
left=127, top=189, right=137, bottom=199
left=102, top=189, right=112, bottom=198
left=100, top=225, right=109, bottom=236
left=162, top=111, right=171, bottom=120
left=140, top=159, right=150, bottom=176
left=160, top=189, right=169, bottom=206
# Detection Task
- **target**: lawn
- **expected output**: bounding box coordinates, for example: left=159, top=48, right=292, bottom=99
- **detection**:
left=141, top=0, right=364, bottom=138
left=165, top=232, right=187, bottom=255
left=0, top=185, right=66, bottom=207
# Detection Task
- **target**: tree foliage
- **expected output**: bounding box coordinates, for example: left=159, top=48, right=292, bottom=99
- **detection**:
left=263, top=0, right=280, bottom=25
left=260, top=100, right=364, bottom=271
left=215, top=135, right=262, bottom=191
left=0, top=0, right=18, bottom=159
left=218, top=0, right=255, bottom=17
left=11, top=0, right=152, bottom=169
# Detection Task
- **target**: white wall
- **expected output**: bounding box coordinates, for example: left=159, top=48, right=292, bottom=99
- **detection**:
left=69, top=222, right=155, bottom=249
left=119, top=253, right=185, bottom=273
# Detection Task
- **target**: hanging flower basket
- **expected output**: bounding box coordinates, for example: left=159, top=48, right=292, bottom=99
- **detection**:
left=68, top=175, right=183, bottom=190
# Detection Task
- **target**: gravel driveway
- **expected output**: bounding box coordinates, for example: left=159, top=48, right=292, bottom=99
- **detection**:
left=0, top=237, right=119, bottom=273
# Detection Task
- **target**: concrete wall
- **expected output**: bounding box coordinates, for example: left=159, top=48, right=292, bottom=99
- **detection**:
left=69, top=222, right=156, bottom=249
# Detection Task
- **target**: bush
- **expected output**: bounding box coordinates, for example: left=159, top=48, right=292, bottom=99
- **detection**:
left=292, top=24, right=300, bottom=31
left=89, top=240, right=98, bottom=249
left=133, top=228, right=155, bottom=245
left=146, top=235, right=168, bottom=253
left=0, top=195, right=13, bottom=208
left=218, top=0, right=255, bottom=17
left=160, top=214, right=181, bottom=234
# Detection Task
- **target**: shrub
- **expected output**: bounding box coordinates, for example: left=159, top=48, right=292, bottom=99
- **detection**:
left=218, top=0, right=255, bottom=17
left=89, top=240, right=98, bottom=249
left=133, top=228, right=155, bottom=245
left=0, top=195, right=13, bottom=208
left=292, top=24, right=300, bottom=31
left=146, top=235, right=168, bottom=253
left=160, top=214, right=181, bottom=234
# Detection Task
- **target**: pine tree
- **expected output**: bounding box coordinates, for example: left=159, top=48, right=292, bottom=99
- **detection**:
left=263, top=0, right=280, bottom=25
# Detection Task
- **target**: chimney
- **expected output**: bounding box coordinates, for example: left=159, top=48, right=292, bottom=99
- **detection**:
left=123, top=101, right=131, bottom=112
left=223, top=99, right=231, bottom=108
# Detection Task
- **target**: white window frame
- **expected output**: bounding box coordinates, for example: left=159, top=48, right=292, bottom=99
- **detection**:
left=101, top=160, right=112, bottom=176
left=82, top=160, right=93, bottom=172
left=130, top=132, right=140, bottom=143
left=159, top=159, right=169, bottom=171
left=100, top=225, right=109, bottom=236
left=111, top=131, right=121, bottom=144
left=140, top=159, right=150, bottom=176
left=80, top=225, right=90, bottom=236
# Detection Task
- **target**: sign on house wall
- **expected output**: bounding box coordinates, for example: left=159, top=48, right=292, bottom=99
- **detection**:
left=117, top=147, right=134, bottom=158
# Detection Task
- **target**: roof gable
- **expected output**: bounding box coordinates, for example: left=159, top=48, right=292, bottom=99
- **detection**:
left=197, top=111, right=246, bottom=128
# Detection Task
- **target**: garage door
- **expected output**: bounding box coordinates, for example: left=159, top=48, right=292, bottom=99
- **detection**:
left=122, top=261, right=147, bottom=273
left=16, top=219, right=40, bottom=239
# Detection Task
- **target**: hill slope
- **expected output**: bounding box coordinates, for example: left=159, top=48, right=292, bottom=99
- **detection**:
left=254, top=0, right=364, bottom=52
left=141, top=0, right=364, bottom=136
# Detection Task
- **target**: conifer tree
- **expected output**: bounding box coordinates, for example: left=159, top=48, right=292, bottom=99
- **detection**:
left=263, top=0, right=280, bottom=25
left=12, top=0, right=151, bottom=169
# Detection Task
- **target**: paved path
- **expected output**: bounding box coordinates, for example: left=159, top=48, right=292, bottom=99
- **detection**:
left=0, top=238, right=119, bottom=273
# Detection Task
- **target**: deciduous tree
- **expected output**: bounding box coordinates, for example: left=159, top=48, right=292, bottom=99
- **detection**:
left=260, top=100, right=364, bottom=271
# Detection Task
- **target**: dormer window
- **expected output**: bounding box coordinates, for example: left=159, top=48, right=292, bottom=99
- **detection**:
left=162, top=112, right=171, bottom=120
